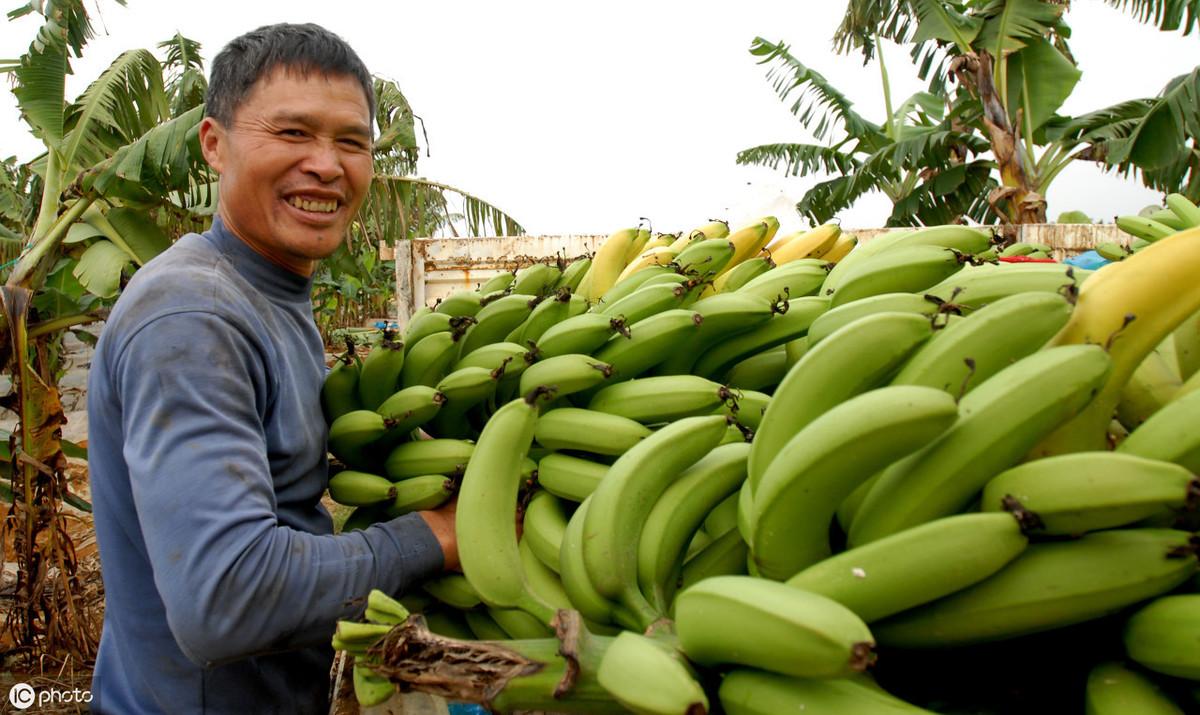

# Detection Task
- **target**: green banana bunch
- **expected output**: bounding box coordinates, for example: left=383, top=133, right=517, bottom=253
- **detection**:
left=675, top=575, right=875, bottom=678
left=748, top=311, right=935, bottom=499
left=679, top=527, right=749, bottom=591
left=356, top=334, right=406, bottom=411
left=596, top=631, right=709, bottom=715
left=735, top=258, right=830, bottom=303
left=321, top=347, right=361, bottom=423
left=980, top=452, right=1199, bottom=535
left=458, top=293, right=542, bottom=357
left=518, top=353, right=613, bottom=399
left=327, top=470, right=397, bottom=506
left=537, top=312, right=630, bottom=359
left=691, top=296, right=829, bottom=380
left=924, top=262, right=1091, bottom=311
left=653, top=293, right=775, bottom=375
left=806, top=292, right=945, bottom=346
left=830, top=245, right=967, bottom=307
left=583, top=415, right=729, bottom=629
left=1086, top=661, right=1186, bottom=715
left=849, top=344, right=1113, bottom=546
left=751, top=386, right=959, bottom=580
left=820, top=225, right=991, bottom=296
left=891, top=291, right=1074, bottom=397
left=1119, top=389, right=1200, bottom=472
left=522, top=490, right=568, bottom=574
left=383, top=474, right=456, bottom=517
left=1165, top=193, right=1200, bottom=228
left=555, top=256, right=593, bottom=292
left=383, top=438, right=474, bottom=480
left=637, top=442, right=749, bottom=611
left=534, top=407, right=651, bottom=456
left=535, top=452, right=607, bottom=502
left=871, top=529, right=1199, bottom=648
left=1124, top=593, right=1200, bottom=680
left=457, top=391, right=556, bottom=623
left=786, top=512, right=1029, bottom=623
left=587, top=374, right=731, bottom=424
left=720, top=670, right=937, bottom=715
left=364, top=588, right=411, bottom=625
left=1097, top=241, right=1132, bottom=262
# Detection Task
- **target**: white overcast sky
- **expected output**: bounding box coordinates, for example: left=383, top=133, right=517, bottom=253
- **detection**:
left=0, top=1, right=1195, bottom=236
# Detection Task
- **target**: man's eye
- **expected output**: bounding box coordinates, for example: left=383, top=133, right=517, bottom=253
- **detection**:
left=280, top=129, right=307, bottom=138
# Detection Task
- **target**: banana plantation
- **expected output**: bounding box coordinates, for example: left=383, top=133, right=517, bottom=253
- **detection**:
left=2, top=1, right=1200, bottom=714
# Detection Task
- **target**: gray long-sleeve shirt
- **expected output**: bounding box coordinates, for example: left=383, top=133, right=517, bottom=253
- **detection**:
left=87, top=217, right=442, bottom=714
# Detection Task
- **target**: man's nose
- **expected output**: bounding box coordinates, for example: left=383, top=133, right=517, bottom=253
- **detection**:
left=300, top=139, right=345, bottom=182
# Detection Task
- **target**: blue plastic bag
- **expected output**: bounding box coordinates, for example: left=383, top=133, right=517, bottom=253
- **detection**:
left=1063, top=250, right=1110, bottom=271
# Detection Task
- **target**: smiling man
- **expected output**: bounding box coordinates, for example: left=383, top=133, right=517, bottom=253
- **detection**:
left=87, top=24, right=455, bottom=714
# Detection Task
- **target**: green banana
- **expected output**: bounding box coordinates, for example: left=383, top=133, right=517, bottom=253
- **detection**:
left=508, top=290, right=586, bottom=345
left=404, top=310, right=468, bottom=347
left=328, top=410, right=391, bottom=470
left=1124, top=593, right=1200, bottom=680
left=1117, top=345, right=1183, bottom=430
left=980, top=452, right=1199, bottom=535
left=479, top=270, right=516, bottom=295
left=1086, top=661, right=1186, bottom=715
left=434, top=290, right=484, bottom=318
left=600, top=265, right=678, bottom=309
left=352, top=664, right=396, bottom=707
left=787, top=512, right=1029, bottom=623
left=1118, top=215, right=1179, bottom=242
left=674, top=575, right=874, bottom=678
left=321, top=348, right=362, bottom=423
left=458, top=293, right=542, bottom=357
left=691, top=296, right=829, bottom=380
left=357, top=335, right=407, bottom=410
left=375, top=385, right=446, bottom=443
left=537, top=312, right=630, bottom=359
left=720, top=670, right=938, bottom=715
left=1119, top=389, right=1200, bottom=472
left=383, top=474, right=456, bottom=517
left=830, top=245, right=967, bottom=307
left=559, top=497, right=629, bottom=626
left=674, top=237, right=736, bottom=278
left=999, top=242, right=1036, bottom=257
left=518, top=353, right=613, bottom=399
left=1175, top=309, right=1200, bottom=381
left=724, top=346, right=788, bottom=391
left=522, top=490, right=569, bottom=574
left=383, top=438, right=475, bottom=480
left=536, top=452, right=607, bottom=502
left=487, top=606, right=554, bottom=639
left=849, top=344, right=1113, bottom=546
left=433, top=366, right=498, bottom=410
left=1097, top=241, right=1132, bottom=262
left=637, top=442, right=750, bottom=612
left=399, top=330, right=462, bottom=389
left=457, top=391, right=556, bottom=623
left=715, top=256, right=773, bottom=293
left=596, top=631, right=709, bottom=715
left=327, top=469, right=397, bottom=507
left=598, top=281, right=689, bottom=324
left=748, top=311, right=935, bottom=498
left=872, top=529, right=1199, bottom=648
left=653, top=293, right=775, bottom=375
left=518, top=535, right=571, bottom=610
left=583, top=415, right=729, bottom=629
left=454, top=340, right=535, bottom=374
left=751, top=386, right=959, bottom=580
left=1166, top=193, right=1200, bottom=228
left=423, top=573, right=483, bottom=609
left=924, top=262, right=1091, bottom=311
left=591, top=309, right=704, bottom=382
left=464, top=609, right=510, bottom=641
left=587, top=374, right=732, bottom=424
left=713, top=389, right=770, bottom=431
left=339, top=505, right=385, bottom=532
left=512, top=262, right=561, bottom=297
left=735, top=258, right=830, bottom=303
left=703, top=491, right=740, bottom=537
left=679, top=527, right=749, bottom=591
left=555, top=256, right=593, bottom=292
left=534, top=407, right=652, bottom=456
left=891, top=291, right=1074, bottom=397
left=422, top=608, right=475, bottom=640
left=806, top=292, right=946, bottom=346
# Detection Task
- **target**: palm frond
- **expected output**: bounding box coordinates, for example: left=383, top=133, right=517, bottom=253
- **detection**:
left=834, top=0, right=920, bottom=58
left=750, top=37, right=883, bottom=142
left=736, top=142, right=862, bottom=176
left=1103, top=0, right=1200, bottom=35
left=910, top=0, right=984, bottom=49
left=975, top=0, right=1066, bottom=56
left=888, top=160, right=998, bottom=225
left=372, top=77, right=419, bottom=175
left=157, top=33, right=207, bottom=116
left=361, top=176, right=524, bottom=245
left=796, top=173, right=880, bottom=225
left=861, top=125, right=991, bottom=176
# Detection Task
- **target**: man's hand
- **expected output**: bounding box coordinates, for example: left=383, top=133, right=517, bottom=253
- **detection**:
left=418, top=498, right=459, bottom=572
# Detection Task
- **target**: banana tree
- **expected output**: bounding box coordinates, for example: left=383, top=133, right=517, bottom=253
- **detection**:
left=738, top=37, right=997, bottom=226
left=832, top=0, right=1200, bottom=221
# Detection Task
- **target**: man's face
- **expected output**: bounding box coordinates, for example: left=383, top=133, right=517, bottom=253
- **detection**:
left=199, top=68, right=373, bottom=275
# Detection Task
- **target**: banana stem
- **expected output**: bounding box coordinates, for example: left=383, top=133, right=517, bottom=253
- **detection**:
left=366, top=610, right=621, bottom=713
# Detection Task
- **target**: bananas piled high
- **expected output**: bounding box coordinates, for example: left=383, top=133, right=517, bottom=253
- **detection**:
left=325, top=216, right=1200, bottom=714
left=1105, top=193, right=1200, bottom=260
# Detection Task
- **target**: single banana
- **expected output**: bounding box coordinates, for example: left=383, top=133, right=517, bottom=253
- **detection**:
left=1118, top=215, right=1179, bottom=242
left=679, top=527, right=749, bottom=592
left=1166, top=193, right=1200, bottom=228
left=712, top=256, right=773, bottom=293
left=748, top=311, right=935, bottom=498
left=518, top=535, right=571, bottom=610
left=458, top=293, right=542, bottom=357
left=404, top=311, right=472, bottom=348
left=702, top=491, right=740, bottom=538
left=435, top=289, right=484, bottom=317
left=454, top=340, right=534, bottom=374
left=924, top=262, right=1091, bottom=311
left=582, top=226, right=644, bottom=302
left=999, top=242, right=1036, bottom=257
left=769, top=223, right=841, bottom=265
left=725, top=218, right=777, bottom=269
left=555, top=256, right=593, bottom=292
left=653, top=293, right=775, bottom=375
left=536, top=452, right=607, bottom=502
left=751, top=386, right=959, bottom=580
left=327, top=469, right=398, bottom=507
left=615, top=246, right=680, bottom=284
left=850, top=344, right=1112, bottom=546
left=352, top=664, right=396, bottom=708
left=980, top=452, right=1199, bottom=535
left=688, top=218, right=731, bottom=240
left=596, top=631, right=709, bottom=715
left=328, top=410, right=392, bottom=470
left=399, top=330, right=462, bottom=390
left=487, top=606, right=554, bottom=638
left=712, top=389, right=771, bottom=431
left=1124, top=593, right=1200, bottom=681
left=1097, top=241, right=1132, bottom=262
left=674, top=237, right=737, bottom=278
left=422, top=608, right=475, bottom=640
left=508, top=290, right=584, bottom=345
left=382, top=474, right=456, bottom=517
left=587, top=374, right=732, bottom=424
left=583, top=415, right=729, bottom=629
left=598, top=281, right=689, bottom=324
left=637, top=442, right=750, bottom=612
left=1086, top=661, right=1186, bottom=715
left=383, top=438, right=475, bottom=480
left=830, top=245, right=967, bottom=307
left=735, top=259, right=830, bottom=303
left=720, top=670, right=938, bottom=715
left=321, top=350, right=362, bottom=423
left=786, top=512, right=1029, bottom=623
left=1116, top=343, right=1184, bottom=430
left=464, top=609, right=510, bottom=641
left=479, top=270, right=516, bottom=295
left=891, top=291, right=1074, bottom=397
left=376, top=385, right=446, bottom=442
left=512, top=262, right=562, bottom=297
left=591, top=309, right=705, bottom=382
left=806, top=292, right=945, bottom=346
left=533, top=407, right=652, bottom=456
left=518, top=353, right=613, bottom=399
left=1119, top=388, right=1200, bottom=472
left=601, top=265, right=680, bottom=310
left=536, top=312, right=630, bottom=359
left=457, top=391, right=557, bottom=623
left=423, top=573, right=483, bottom=609
left=522, top=490, right=569, bottom=574
left=872, top=529, right=1199, bottom=648
left=674, top=575, right=874, bottom=678
left=820, top=233, right=858, bottom=263
left=559, top=497, right=630, bottom=626
left=724, top=347, right=788, bottom=392
left=690, top=296, right=829, bottom=380
left=433, top=366, right=498, bottom=412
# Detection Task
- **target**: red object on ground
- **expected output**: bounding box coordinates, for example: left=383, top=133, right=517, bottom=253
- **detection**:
left=997, top=256, right=1057, bottom=263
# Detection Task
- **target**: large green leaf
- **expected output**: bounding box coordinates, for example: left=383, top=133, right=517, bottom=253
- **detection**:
left=736, top=142, right=861, bottom=176
left=1007, top=37, right=1082, bottom=132
left=64, top=221, right=104, bottom=244
left=32, top=256, right=90, bottom=316
left=106, top=207, right=170, bottom=264
left=910, top=0, right=984, bottom=49
left=82, top=104, right=209, bottom=206
left=72, top=239, right=129, bottom=299
left=61, top=49, right=168, bottom=172
left=976, top=0, right=1065, bottom=56
left=373, top=77, right=419, bottom=175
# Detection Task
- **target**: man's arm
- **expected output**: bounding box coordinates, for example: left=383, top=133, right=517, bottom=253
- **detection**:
left=114, top=310, right=445, bottom=667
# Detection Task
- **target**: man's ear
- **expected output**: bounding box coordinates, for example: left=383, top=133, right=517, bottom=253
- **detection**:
left=198, top=116, right=225, bottom=173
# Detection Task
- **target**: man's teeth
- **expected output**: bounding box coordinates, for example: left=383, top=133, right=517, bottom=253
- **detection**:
left=287, top=196, right=338, bottom=213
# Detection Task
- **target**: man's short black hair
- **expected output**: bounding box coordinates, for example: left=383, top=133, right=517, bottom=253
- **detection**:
left=206, top=23, right=375, bottom=129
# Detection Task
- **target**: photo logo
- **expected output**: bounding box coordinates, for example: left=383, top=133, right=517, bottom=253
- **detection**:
left=8, top=683, right=35, bottom=710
